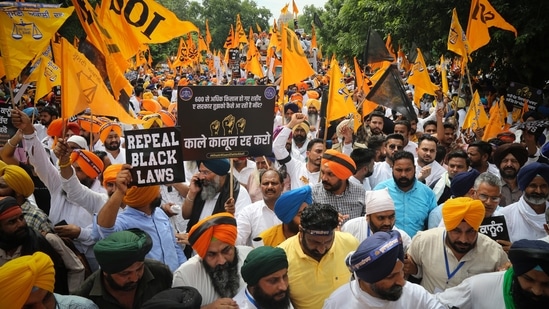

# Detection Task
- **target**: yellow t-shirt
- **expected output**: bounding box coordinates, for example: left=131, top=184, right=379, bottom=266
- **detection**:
left=278, top=232, right=359, bottom=309
left=259, top=224, right=287, bottom=247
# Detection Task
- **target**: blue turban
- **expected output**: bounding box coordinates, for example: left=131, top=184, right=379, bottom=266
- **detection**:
left=346, top=230, right=404, bottom=283
left=450, top=169, right=480, bottom=197
left=509, top=239, right=549, bottom=276
left=274, top=185, right=312, bottom=224
left=197, top=159, right=230, bottom=176
left=284, top=102, right=299, bottom=114
left=517, top=162, right=549, bottom=191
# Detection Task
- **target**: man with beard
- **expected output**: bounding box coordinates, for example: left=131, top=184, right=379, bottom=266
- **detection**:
left=236, top=169, right=284, bottom=246
left=306, top=98, right=320, bottom=138
left=415, top=135, right=446, bottom=187
left=183, top=159, right=251, bottom=255
left=95, top=164, right=186, bottom=272
left=342, top=188, right=411, bottom=248
left=500, top=162, right=549, bottom=242
left=34, top=105, right=58, bottom=142
left=394, top=119, right=418, bottom=158
left=374, top=151, right=437, bottom=237
left=260, top=185, right=312, bottom=247
left=430, top=150, right=470, bottom=205
left=369, top=134, right=403, bottom=188
left=349, top=147, right=375, bottom=191
left=356, top=111, right=386, bottom=144
left=11, top=108, right=106, bottom=271
left=76, top=229, right=173, bottom=309
left=312, top=149, right=364, bottom=222
left=0, top=197, right=69, bottom=293
left=404, top=197, right=509, bottom=293
left=172, top=213, right=252, bottom=308
left=234, top=246, right=293, bottom=308
left=290, top=119, right=310, bottom=162
left=437, top=239, right=549, bottom=309
left=99, top=121, right=126, bottom=164
left=493, top=143, right=529, bottom=206
left=324, top=231, right=444, bottom=309
left=273, top=113, right=325, bottom=189
left=278, top=203, right=358, bottom=309
left=467, top=140, right=500, bottom=175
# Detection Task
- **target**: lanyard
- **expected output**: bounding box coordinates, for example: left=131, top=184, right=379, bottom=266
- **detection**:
left=443, top=232, right=465, bottom=284
left=367, top=223, right=371, bottom=237
left=245, top=288, right=260, bottom=309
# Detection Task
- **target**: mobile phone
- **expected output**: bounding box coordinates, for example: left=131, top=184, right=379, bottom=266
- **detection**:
left=55, top=220, right=68, bottom=226
left=194, top=179, right=203, bottom=188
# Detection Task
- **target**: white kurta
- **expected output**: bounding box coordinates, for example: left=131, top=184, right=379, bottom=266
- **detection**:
left=435, top=271, right=506, bottom=309
left=236, top=200, right=281, bottom=246
left=323, top=279, right=445, bottom=309
left=500, top=196, right=549, bottom=242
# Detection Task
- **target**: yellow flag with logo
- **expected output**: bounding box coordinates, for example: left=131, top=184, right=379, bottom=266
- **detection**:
left=56, top=37, right=141, bottom=124
left=448, top=8, right=470, bottom=61
left=0, top=5, right=73, bottom=80
left=482, top=98, right=504, bottom=141
left=466, top=0, right=517, bottom=52
left=407, top=48, right=439, bottom=106
left=280, top=26, right=314, bottom=97
left=326, top=57, right=358, bottom=124
left=235, top=14, right=248, bottom=45
left=27, top=55, right=60, bottom=101
left=462, top=90, right=489, bottom=131
left=245, top=27, right=264, bottom=78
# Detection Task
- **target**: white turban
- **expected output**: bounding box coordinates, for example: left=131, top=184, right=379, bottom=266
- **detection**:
left=365, top=188, right=395, bottom=216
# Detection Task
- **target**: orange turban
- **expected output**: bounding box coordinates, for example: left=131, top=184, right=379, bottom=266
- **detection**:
left=77, top=115, right=107, bottom=133
left=442, top=197, right=485, bottom=231
left=159, top=110, right=176, bottom=127
left=188, top=212, right=237, bottom=258
left=102, top=163, right=123, bottom=188
left=321, top=149, right=356, bottom=180
left=157, top=96, right=170, bottom=109
left=143, top=92, right=154, bottom=100
left=99, top=122, right=123, bottom=143
left=123, top=185, right=160, bottom=207
left=70, top=150, right=104, bottom=179
left=164, top=79, right=174, bottom=89
left=0, top=252, right=55, bottom=309
left=168, top=103, right=177, bottom=114
left=142, top=113, right=163, bottom=129
left=142, top=98, right=161, bottom=112
left=306, top=90, right=320, bottom=99
left=46, top=118, right=64, bottom=138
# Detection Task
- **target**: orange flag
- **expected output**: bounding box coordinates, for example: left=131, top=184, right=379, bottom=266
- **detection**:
left=245, top=27, right=264, bottom=77
left=407, top=48, right=439, bottom=106
left=440, top=55, right=449, bottom=95
left=279, top=26, right=315, bottom=101
left=482, top=98, right=504, bottom=141
left=466, top=0, right=517, bottom=52
left=205, top=19, right=212, bottom=50
left=224, top=25, right=236, bottom=49
left=397, top=46, right=411, bottom=73
left=326, top=57, right=359, bottom=125
left=235, top=14, right=248, bottom=45
left=292, top=0, right=299, bottom=18
left=448, top=8, right=471, bottom=64
left=281, top=3, right=289, bottom=15
left=462, top=90, right=489, bottom=131
left=385, top=34, right=397, bottom=64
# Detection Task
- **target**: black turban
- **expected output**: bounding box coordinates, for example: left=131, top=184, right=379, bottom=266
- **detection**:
left=493, top=143, right=528, bottom=168
left=509, top=239, right=549, bottom=276
left=141, top=287, right=202, bottom=309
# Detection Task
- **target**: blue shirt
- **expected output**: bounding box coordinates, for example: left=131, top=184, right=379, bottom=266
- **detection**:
left=93, top=207, right=186, bottom=272
left=374, top=179, right=437, bottom=237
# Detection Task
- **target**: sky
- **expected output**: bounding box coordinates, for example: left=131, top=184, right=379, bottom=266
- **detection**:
left=253, top=0, right=327, bottom=20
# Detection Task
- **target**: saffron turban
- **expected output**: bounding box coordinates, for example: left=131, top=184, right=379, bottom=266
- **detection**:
left=0, top=252, right=55, bottom=309
left=188, top=212, right=237, bottom=259
left=123, top=185, right=160, bottom=207
left=346, top=230, right=404, bottom=283
left=0, top=196, right=22, bottom=221
left=159, top=110, right=176, bottom=127
left=141, top=287, right=202, bottom=309
left=307, top=90, right=320, bottom=100
left=442, top=197, right=485, bottom=231
left=94, top=229, right=152, bottom=274
left=77, top=115, right=107, bottom=133
left=142, top=113, right=163, bottom=129
left=70, top=150, right=104, bottom=179
left=509, top=239, right=549, bottom=276
left=365, top=188, right=394, bottom=216
left=157, top=96, right=170, bottom=109
left=321, top=149, right=356, bottom=180
left=99, top=122, right=123, bottom=143
left=197, top=159, right=230, bottom=176
left=292, top=120, right=310, bottom=135
left=241, top=246, right=288, bottom=286
left=450, top=169, right=480, bottom=197
left=493, top=143, right=528, bottom=168
left=102, top=163, right=123, bottom=188
left=47, top=119, right=80, bottom=138
left=142, top=98, right=162, bottom=112
left=0, top=165, right=34, bottom=198
left=517, top=162, right=549, bottom=191
left=274, top=185, right=312, bottom=224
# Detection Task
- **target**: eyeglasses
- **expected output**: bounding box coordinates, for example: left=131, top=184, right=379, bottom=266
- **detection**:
left=477, top=193, right=501, bottom=203
left=388, top=144, right=403, bottom=150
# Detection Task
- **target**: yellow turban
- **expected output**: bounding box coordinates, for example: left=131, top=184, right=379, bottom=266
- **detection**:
left=0, top=252, right=55, bottom=309
left=123, top=185, right=160, bottom=207
left=157, top=96, right=170, bottom=109
left=143, top=92, right=154, bottom=100
left=142, top=98, right=162, bottom=112
left=307, top=98, right=320, bottom=111
left=0, top=165, right=34, bottom=197
left=164, top=79, right=174, bottom=89
left=307, top=90, right=320, bottom=100
left=102, top=163, right=123, bottom=188
left=0, top=160, right=6, bottom=170
left=70, top=150, right=104, bottom=179
left=442, top=197, right=485, bottom=231
left=99, top=122, right=123, bottom=143
left=321, top=149, right=356, bottom=180
left=188, top=212, right=237, bottom=259
left=142, top=113, right=163, bottom=129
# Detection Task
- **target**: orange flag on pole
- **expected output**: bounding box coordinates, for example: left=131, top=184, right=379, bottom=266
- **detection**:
left=448, top=8, right=471, bottom=63
left=466, top=0, right=517, bottom=52
left=462, top=90, right=489, bottom=131
left=279, top=25, right=314, bottom=101
left=326, top=57, right=358, bottom=125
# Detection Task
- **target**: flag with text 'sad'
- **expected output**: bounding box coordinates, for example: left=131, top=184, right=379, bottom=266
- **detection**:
left=0, top=5, right=73, bottom=80
left=326, top=57, right=359, bottom=127
left=466, top=0, right=517, bottom=52
left=57, top=37, right=141, bottom=124
left=462, top=90, right=489, bottom=131
left=103, top=0, right=198, bottom=44
left=407, top=48, right=439, bottom=106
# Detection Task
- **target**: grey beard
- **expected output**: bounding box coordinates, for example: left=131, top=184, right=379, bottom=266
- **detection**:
left=201, top=184, right=218, bottom=200
left=204, top=248, right=241, bottom=298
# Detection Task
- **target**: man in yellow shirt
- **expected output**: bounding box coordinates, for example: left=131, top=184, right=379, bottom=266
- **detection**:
left=278, top=203, right=359, bottom=309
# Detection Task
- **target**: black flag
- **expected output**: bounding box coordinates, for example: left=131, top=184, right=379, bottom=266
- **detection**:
left=363, top=28, right=394, bottom=65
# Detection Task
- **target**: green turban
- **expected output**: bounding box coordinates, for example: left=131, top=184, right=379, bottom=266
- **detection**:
left=241, top=246, right=288, bottom=286
left=94, top=228, right=152, bottom=274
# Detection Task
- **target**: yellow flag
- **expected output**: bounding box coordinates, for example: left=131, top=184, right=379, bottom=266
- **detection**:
left=498, top=95, right=509, bottom=127
left=172, top=38, right=185, bottom=68
left=224, top=25, right=236, bottom=49
left=235, top=14, right=248, bottom=45
left=407, top=48, right=439, bottom=106
left=205, top=19, right=212, bottom=48
left=103, top=0, right=198, bottom=44
left=198, top=33, right=208, bottom=54
left=462, top=90, right=489, bottom=131
left=281, top=3, right=289, bottom=14
left=27, top=55, right=60, bottom=101
left=354, top=57, right=378, bottom=117
left=292, top=0, right=299, bottom=18
left=245, top=27, right=264, bottom=78
left=440, top=55, right=449, bottom=95
left=448, top=8, right=470, bottom=61
left=279, top=26, right=315, bottom=100
left=482, top=99, right=504, bottom=141
left=397, top=46, right=411, bottom=73
left=466, top=0, right=517, bottom=52
left=0, top=6, right=73, bottom=80
left=256, top=23, right=262, bottom=33
left=56, top=37, right=141, bottom=124
left=326, top=57, right=358, bottom=124
left=385, top=34, right=397, bottom=63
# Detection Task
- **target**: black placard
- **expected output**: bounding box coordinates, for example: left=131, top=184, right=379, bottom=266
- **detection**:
left=478, top=215, right=510, bottom=242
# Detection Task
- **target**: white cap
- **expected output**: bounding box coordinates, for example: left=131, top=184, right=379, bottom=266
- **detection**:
left=365, top=188, right=395, bottom=216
